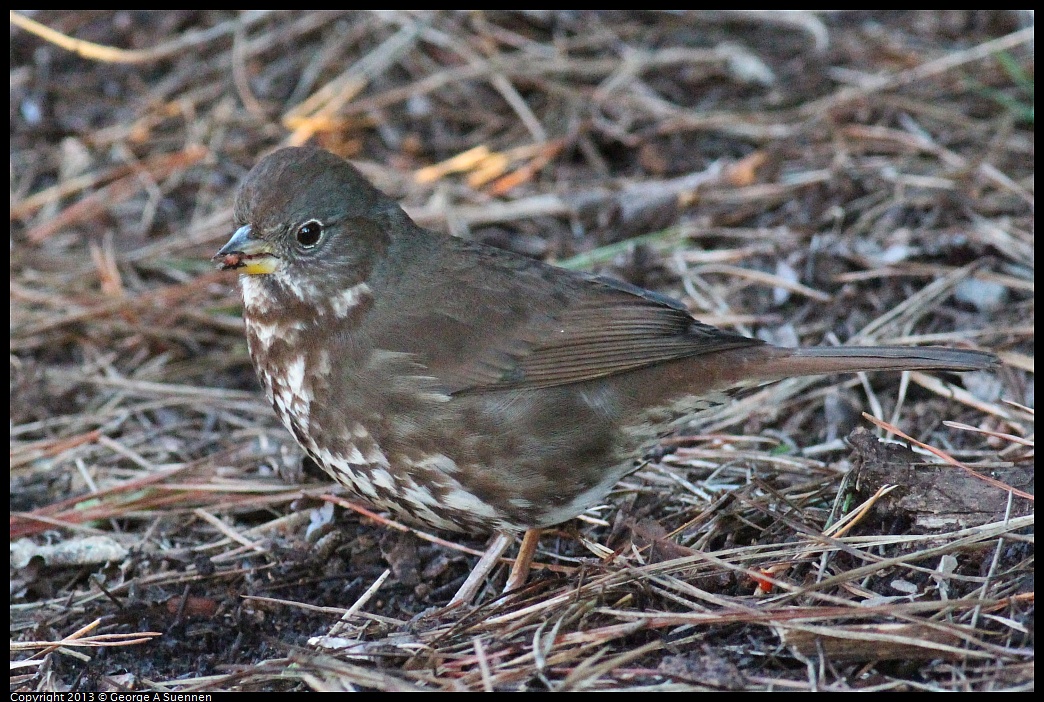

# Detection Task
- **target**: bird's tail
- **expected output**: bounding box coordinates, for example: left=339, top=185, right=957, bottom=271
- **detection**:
left=744, top=345, right=996, bottom=383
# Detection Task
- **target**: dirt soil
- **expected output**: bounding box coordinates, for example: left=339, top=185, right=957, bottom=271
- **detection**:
left=10, top=11, right=1033, bottom=692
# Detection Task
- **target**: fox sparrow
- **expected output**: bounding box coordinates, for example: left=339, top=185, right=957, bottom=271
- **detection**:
left=216, top=147, right=995, bottom=540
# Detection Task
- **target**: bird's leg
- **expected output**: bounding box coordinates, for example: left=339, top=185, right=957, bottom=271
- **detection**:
left=448, top=528, right=543, bottom=606
left=503, top=528, right=541, bottom=594
left=448, top=532, right=511, bottom=607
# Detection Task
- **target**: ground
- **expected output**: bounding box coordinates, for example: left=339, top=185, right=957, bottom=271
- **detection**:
left=10, top=10, right=1034, bottom=692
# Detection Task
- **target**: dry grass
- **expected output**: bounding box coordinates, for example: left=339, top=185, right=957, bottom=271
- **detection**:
left=10, top=10, right=1033, bottom=692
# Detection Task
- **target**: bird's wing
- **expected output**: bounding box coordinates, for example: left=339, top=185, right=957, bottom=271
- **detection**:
left=367, top=235, right=762, bottom=394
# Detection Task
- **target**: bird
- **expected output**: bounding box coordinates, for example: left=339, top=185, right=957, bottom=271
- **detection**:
left=215, top=146, right=995, bottom=600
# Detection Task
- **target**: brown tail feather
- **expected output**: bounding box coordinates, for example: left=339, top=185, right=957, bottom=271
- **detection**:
left=740, top=345, right=996, bottom=383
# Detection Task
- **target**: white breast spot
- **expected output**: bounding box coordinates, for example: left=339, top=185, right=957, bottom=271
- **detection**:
left=250, top=321, right=282, bottom=351
left=440, top=487, right=499, bottom=520
left=371, top=468, right=396, bottom=491
left=241, top=276, right=275, bottom=314
left=329, top=283, right=372, bottom=317
left=284, top=356, right=307, bottom=396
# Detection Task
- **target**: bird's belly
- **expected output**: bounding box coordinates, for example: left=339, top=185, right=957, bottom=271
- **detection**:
left=249, top=329, right=725, bottom=532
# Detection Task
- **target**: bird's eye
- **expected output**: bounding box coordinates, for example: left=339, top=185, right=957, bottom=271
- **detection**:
left=295, top=220, right=323, bottom=248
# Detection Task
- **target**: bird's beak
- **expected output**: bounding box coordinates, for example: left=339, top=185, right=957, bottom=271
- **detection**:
left=213, top=225, right=278, bottom=275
